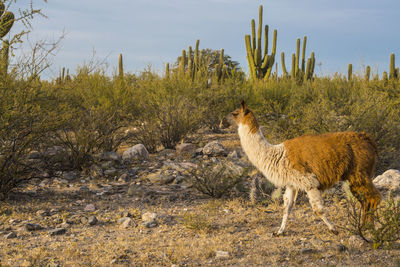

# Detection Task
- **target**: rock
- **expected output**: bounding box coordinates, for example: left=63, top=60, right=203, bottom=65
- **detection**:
left=88, top=216, right=98, bottom=226
left=195, top=148, right=203, bottom=155
left=101, top=161, right=114, bottom=170
left=63, top=171, right=79, bottom=181
left=127, top=185, right=146, bottom=198
left=215, top=251, right=230, bottom=259
left=203, top=141, right=225, bottom=156
left=143, top=221, right=158, bottom=228
left=104, top=167, right=118, bottom=177
left=373, top=169, right=400, bottom=192
left=147, top=172, right=174, bottom=185
left=36, top=210, right=50, bottom=217
left=84, top=204, right=96, bottom=212
left=176, top=143, right=196, bottom=157
left=118, top=217, right=135, bottom=229
left=142, top=212, right=157, bottom=224
left=120, top=211, right=132, bottom=218
left=25, top=223, right=44, bottom=231
left=100, top=152, right=121, bottom=162
left=122, top=144, right=149, bottom=161
left=348, top=235, right=368, bottom=249
left=227, top=150, right=240, bottom=160
left=49, top=228, right=66, bottom=236
left=5, top=232, right=17, bottom=239
left=39, top=179, right=50, bottom=187
left=28, top=150, right=41, bottom=159
left=300, top=248, right=316, bottom=254
left=336, top=244, right=348, bottom=252
left=90, top=164, right=104, bottom=178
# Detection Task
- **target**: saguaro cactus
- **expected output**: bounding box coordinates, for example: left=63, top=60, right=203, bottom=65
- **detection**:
left=245, top=5, right=277, bottom=81
left=118, top=53, right=124, bottom=79
left=0, top=3, right=14, bottom=77
left=365, top=66, right=371, bottom=81
left=389, top=53, right=397, bottom=80
left=348, top=64, right=353, bottom=81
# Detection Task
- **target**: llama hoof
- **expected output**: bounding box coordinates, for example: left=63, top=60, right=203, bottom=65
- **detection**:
left=330, top=229, right=339, bottom=235
left=273, top=231, right=284, bottom=237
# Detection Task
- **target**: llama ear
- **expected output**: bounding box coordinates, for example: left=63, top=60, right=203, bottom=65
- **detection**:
left=240, top=100, right=246, bottom=112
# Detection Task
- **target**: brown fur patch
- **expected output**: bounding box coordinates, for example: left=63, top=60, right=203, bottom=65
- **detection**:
left=284, top=131, right=381, bottom=220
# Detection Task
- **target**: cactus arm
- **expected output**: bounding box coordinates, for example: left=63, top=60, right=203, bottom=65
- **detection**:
left=251, top=19, right=256, bottom=56
left=365, top=65, right=370, bottom=81
left=118, top=53, right=124, bottom=78
left=291, top=53, right=296, bottom=79
left=281, top=52, right=288, bottom=76
left=301, top=36, right=307, bottom=73
left=263, top=25, right=269, bottom=58
left=295, top=38, right=300, bottom=77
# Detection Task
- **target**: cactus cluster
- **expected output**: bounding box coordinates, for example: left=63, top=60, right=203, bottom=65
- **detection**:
left=172, top=40, right=227, bottom=82
left=56, top=67, right=71, bottom=84
left=244, top=5, right=277, bottom=81
left=281, top=36, right=315, bottom=82
left=0, top=2, right=14, bottom=77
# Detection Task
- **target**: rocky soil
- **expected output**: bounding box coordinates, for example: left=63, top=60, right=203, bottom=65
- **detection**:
left=1, top=127, right=400, bottom=266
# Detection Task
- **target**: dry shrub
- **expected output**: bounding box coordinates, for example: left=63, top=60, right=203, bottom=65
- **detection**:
left=187, top=160, right=247, bottom=198
left=346, top=194, right=400, bottom=249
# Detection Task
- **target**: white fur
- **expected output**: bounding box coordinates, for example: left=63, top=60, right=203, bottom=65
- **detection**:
left=238, top=124, right=319, bottom=191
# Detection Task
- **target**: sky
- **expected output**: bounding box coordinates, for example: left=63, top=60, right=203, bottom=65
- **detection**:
left=8, top=0, right=400, bottom=79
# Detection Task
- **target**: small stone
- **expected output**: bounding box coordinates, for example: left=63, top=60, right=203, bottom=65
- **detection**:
left=348, top=235, right=367, bottom=249
left=101, top=151, right=121, bottom=162
left=143, top=221, right=158, bottom=228
left=63, top=171, right=79, bottom=181
left=5, top=232, right=17, bottom=239
left=104, top=167, right=117, bottom=177
left=88, top=216, right=98, bottom=226
left=176, top=143, right=196, bottom=157
left=122, top=144, right=149, bottom=161
left=49, top=228, right=66, bottom=236
left=118, top=217, right=134, bottom=229
left=147, top=173, right=174, bottom=185
left=216, top=251, right=230, bottom=259
left=203, top=141, right=225, bottom=156
left=301, top=248, right=315, bottom=254
left=84, top=204, right=96, bottom=212
left=25, top=223, right=44, bottom=231
left=141, top=212, right=157, bottom=223
left=28, top=150, right=41, bottom=159
left=36, top=210, right=50, bottom=217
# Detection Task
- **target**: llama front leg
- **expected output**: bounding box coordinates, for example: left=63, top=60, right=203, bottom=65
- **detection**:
left=275, top=186, right=296, bottom=236
left=306, top=188, right=338, bottom=235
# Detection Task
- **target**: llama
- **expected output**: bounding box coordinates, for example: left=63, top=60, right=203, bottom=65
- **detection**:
left=231, top=100, right=381, bottom=235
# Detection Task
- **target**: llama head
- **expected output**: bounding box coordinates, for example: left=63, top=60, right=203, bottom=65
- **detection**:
left=231, top=100, right=259, bottom=133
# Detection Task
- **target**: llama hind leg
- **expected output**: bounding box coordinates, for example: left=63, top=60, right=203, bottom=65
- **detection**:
left=306, top=188, right=338, bottom=235
left=276, top=186, right=296, bottom=236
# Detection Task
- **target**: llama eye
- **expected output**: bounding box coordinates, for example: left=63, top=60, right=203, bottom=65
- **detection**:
left=231, top=111, right=239, bottom=117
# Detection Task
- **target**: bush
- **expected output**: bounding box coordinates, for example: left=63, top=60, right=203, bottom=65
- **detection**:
left=0, top=78, right=48, bottom=199
left=346, top=195, right=400, bottom=249
left=187, top=160, right=247, bottom=198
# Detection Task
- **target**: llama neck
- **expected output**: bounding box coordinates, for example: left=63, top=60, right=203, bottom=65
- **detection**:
left=238, top=124, right=273, bottom=168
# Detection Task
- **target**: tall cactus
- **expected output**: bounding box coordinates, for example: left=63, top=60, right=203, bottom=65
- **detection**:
left=365, top=65, right=371, bottom=81
left=389, top=53, right=396, bottom=80
left=245, top=5, right=277, bottom=81
left=348, top=64, right=353, bottom=81
left=118, top=53, right=124, bottom=79
left=0, top=3, right=14, bottom=77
